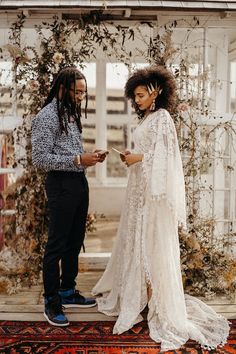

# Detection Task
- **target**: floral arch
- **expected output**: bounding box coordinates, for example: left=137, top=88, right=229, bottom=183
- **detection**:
left=0, top=11, right=235, bottom=296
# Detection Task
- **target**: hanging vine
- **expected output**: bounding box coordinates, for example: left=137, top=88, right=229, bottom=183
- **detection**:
left=0, top=12, right=235, bottom=296
left=147, top=25, right=236, bottom=297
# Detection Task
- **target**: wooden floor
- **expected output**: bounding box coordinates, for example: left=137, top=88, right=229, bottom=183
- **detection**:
left=0, top=270, right=236, bottom=322
left=0, top=217, right=235, bottom=322
left=0, top=271, right=119, bottom=321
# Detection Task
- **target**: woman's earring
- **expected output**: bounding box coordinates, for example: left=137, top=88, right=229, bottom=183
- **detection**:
left=150, top=98, right=156, bottom=111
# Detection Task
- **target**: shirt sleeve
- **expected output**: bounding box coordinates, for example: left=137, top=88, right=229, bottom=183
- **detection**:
left=31, top=110, right=76, bottom=171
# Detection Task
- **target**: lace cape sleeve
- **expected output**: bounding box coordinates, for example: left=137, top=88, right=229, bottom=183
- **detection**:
left=142, top=109, right=187, bottom=228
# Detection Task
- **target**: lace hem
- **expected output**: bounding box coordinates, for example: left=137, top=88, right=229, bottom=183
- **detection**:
left=201, top=317, right=230, bottom=349
left=113, top=314, right=144, bottom=335
left=149, top=313, right=230, bottom=352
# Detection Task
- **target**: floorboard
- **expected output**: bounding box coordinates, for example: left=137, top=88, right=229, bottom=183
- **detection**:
left=0, top=217, right=235, bottom=321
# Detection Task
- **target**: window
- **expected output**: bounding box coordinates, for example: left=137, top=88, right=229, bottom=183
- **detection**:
left=80, top=63, right=96, bottom=177
left=230, top=61, right=236, bottom=113
left=0, top=61, right=13, bottom=116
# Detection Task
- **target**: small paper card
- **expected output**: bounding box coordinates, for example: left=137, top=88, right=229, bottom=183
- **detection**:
left=112, top=147, right=125, bottom=155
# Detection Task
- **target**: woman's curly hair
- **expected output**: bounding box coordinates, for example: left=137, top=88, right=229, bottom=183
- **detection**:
left=125, top=65, right=176, bottom=118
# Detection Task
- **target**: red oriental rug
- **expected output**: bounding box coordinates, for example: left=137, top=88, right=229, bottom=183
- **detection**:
left=0, top=320, right=235, bottom=354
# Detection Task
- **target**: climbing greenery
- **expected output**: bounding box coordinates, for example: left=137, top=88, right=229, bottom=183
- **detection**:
left=0, top=12, right=235, bottom=296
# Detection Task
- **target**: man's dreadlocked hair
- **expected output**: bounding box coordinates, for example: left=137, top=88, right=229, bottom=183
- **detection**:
left=125, top=65, right=177, bottom=119
left=43, top=67, right=88, bottom=134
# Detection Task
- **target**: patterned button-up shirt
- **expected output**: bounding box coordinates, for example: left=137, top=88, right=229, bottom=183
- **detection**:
left=31, top=98, right=84, bottom=172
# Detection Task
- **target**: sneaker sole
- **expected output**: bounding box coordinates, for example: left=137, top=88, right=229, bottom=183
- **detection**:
left=43, top=312, right=69, bottom=327
left=63, top=302, right=97, bottom=308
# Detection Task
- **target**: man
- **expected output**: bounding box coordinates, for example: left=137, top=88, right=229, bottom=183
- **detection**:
left=32, top=67, right=108, bottom=326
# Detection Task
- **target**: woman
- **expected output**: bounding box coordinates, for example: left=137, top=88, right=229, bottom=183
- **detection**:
left=92, top=66, right=229, bottom=351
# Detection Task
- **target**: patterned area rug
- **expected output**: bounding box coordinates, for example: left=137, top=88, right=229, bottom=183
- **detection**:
left=0, top=320, right=235, bottom=354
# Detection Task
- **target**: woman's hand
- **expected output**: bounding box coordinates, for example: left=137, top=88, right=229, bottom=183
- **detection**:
left=123, top=153, right=143, bottom=167
left=120, top=150, right=131, bottom=162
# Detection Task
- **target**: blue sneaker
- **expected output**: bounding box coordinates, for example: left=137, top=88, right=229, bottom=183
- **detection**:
left=59, top=288, right=96, bottom=308
left=44, top=294, right=69, bottom=326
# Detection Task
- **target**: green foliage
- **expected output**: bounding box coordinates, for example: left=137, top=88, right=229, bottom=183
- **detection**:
left=0, top=12, right=235, bottom=296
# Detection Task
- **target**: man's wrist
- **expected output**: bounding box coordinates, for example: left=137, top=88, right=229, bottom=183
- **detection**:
left=74, top=155, right=81, bottom=167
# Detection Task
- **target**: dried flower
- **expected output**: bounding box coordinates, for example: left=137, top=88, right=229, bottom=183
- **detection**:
left=27, top=80, right=39, bottom=91
left=86, top=213, right=97, bottom=233
left=178, top=103, right=189, bottom=112
left=3, top=44, right=30, bottom=63
left=2, top=13, right=236, bottom=298
left=52, top=52, right=64, bottom=64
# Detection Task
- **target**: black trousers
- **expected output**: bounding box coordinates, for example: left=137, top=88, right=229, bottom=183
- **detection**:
left=43, top=171, right=89, bottom=297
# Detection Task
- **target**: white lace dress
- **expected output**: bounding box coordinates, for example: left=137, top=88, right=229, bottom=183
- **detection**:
left=92, top=108, right=230, bottom=352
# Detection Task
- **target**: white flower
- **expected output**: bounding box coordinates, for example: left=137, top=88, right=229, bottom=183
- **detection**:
left=52, top=52, right=64, bottom=64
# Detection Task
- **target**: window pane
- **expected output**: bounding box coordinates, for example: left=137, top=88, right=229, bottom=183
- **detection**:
left=215, top=190, right=230, bottom=219
left=235, top=191, right=236, bottom=219
left=80, top=64, right=96, bottom=176
left=82, top=124, right=95, bottom=177
left=215, top=158, right=231, bottom=189
left=106, top=63, right=128, bottom=89
left=0, top=133, right=16, bottom=214
left=0, top=133, right=15, bottom=169
left=224, top=132, right=230, bottom=156
left=106, top=63, right=128, bottom=116
left=214, top=221, right=232, bottom=253
left=171, top=28, right=204, bottom=103
left=81, top=63, right=96, bottom=88
left=131, top=63, right=149, bottom=71
left=230, top=61, right=236, bottom=113
left=215, top=127, right=229, bottom=157
left=224, top=191, right=230, bottom=219
left=107, top=124, right=128, bottom=177
left=200, top=157, right=213, bottom=177
left=0, top=61, right=12, bottom=86
left=223, top=158, right=231, bottom=189
left=0, top=61, right=13, bottom=115
left=200, top=125, right=215, bottom=158
left=216, top=222, right=231, bottom=235
left=81, top=63, right=96, bottom=115
left=199, top=190, right=213, bottom=217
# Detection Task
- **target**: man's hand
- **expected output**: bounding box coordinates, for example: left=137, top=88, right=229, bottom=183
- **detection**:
left=74, top=153, right=100, bottom=167
left=93, top=149, right=109, bottom=163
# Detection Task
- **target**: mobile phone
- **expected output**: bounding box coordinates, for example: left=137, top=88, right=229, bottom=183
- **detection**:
left=112, top=147, right=125, bottom=155
left=97, top=150, right=109, bottom=155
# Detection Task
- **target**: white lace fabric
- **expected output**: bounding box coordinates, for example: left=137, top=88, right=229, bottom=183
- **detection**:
left=92, top=109, right=230, bottom=351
